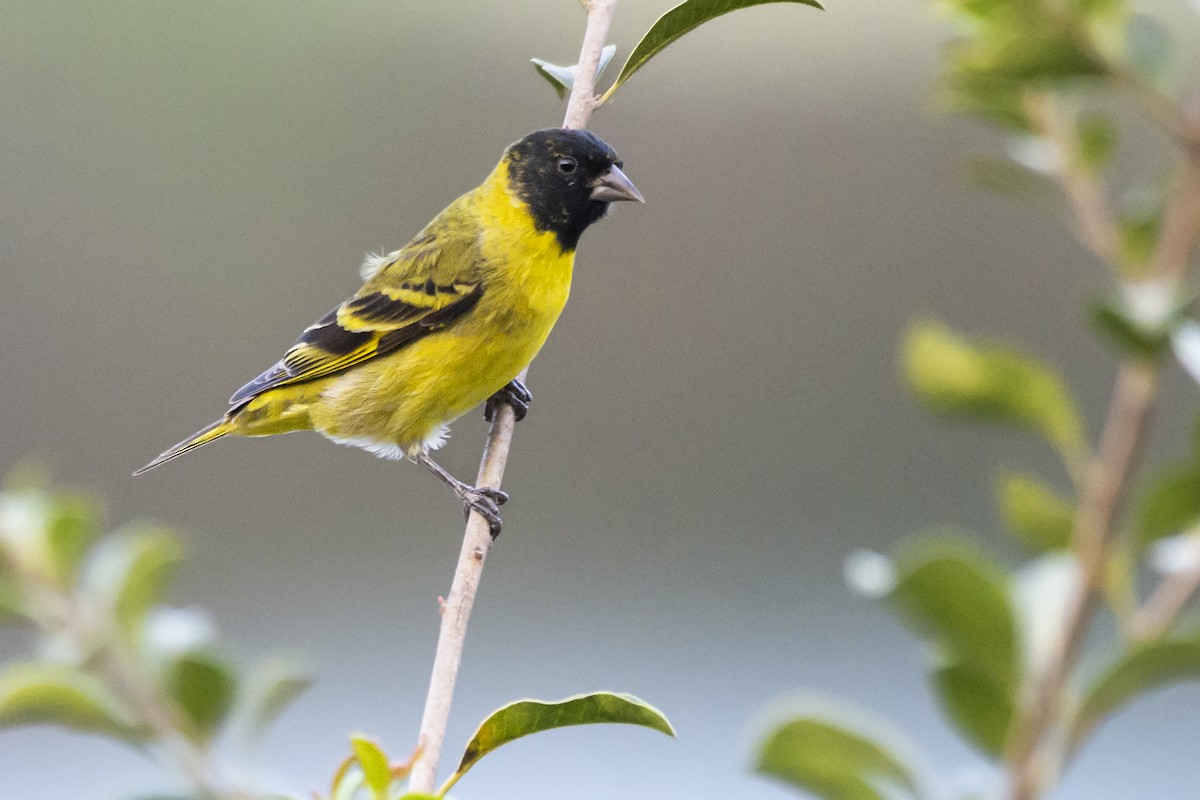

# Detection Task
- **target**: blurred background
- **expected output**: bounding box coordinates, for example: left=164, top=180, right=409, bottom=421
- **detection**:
left=3, top=1, right=1199, bottom=798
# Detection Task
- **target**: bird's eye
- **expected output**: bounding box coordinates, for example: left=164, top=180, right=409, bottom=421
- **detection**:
left=558, top=157, right=578, bottom=174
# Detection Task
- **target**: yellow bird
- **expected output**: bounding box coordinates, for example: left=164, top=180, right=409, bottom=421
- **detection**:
left=135, top=128, right=642, bottom=534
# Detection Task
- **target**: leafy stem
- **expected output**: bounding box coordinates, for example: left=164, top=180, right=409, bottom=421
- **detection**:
left=405, top=1, right=620, bottom=794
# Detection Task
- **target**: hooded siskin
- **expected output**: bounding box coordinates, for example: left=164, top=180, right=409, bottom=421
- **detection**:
left=135, top=128, right=642, bottom=477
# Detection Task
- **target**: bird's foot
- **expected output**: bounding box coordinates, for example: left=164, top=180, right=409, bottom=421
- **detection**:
left=457, top=485, right=509, bottom=538
left=484, top=379, right=532, bottom=423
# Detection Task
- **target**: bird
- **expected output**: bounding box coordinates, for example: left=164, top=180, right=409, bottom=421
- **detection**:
left=134, top=128, right=643, bottom=535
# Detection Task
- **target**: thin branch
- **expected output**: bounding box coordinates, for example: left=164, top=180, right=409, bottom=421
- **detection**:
left=1004, top=361, right=1158, bottom=800
left=406, top=2, right=618, bottom=793
left=1003, top=92, right=1200, bottom=800
left=1130, top=531, right=1200, bottom=640
left=1024, top=94, right=1119, bottom=268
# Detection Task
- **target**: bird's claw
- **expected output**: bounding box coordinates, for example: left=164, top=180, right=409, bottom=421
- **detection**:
left=459, top=486, right=509, bottom=538
left=485, top=379, right=532, bottom=423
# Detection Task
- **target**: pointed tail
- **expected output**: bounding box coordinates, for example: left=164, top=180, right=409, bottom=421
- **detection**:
left=133, top=418, right=233, bottom=475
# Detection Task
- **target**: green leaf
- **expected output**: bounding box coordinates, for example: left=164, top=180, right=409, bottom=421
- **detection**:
left=931, top=663, right=1015, bottom=756
left=0, top=578, right=28, bottom=626
left=1125, top=14, right=1170, bottom=79
left=44, top=493, right=98, bottom=587
left=752, top=708, right=921, bottom=800
left=903, top=322, right=1085, bottom=460
left=84, top=526, right=183, bottom=637
left=0, top=662, right=144, bottom=739
left=602, top=0, right=822, bottom=103
left=997, top=472, right=1074, bottom=552
left=1077, top=115, right=1117, bottom=173
left=1090, top=301, right=1172, bottom=360
left=166, top=649, right=236, bottom=742
left=530, top=58, right=576, bottom=100
left=964, top=156, right=1061, bottom=211
left=888, top=543, right=1019, bottom=688
left=350, top=735, right=392, bottom=800
left=237, top=657, right=311, bottom=741
left=1136, top=464, right=1200, bottom=547
left=449, top=692, right=674, bottom=788
left=1071, top=637, right=1200, bottom=746
left=885, top=542, right=1020, bottom=756
left=532, top=45, right=617, bottom=101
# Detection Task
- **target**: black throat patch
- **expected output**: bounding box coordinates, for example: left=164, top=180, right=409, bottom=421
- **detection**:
left=503, top=129, right=620, bottom=252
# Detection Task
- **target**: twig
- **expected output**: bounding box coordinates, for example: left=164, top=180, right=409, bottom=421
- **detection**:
left=1003, top=92, right=1200, bottom=800
left=406, top=1, right=618, bottom=793
left=1003, top=360, right=1158, bottom=800
left=1130, top=531, right=1200, bottom=640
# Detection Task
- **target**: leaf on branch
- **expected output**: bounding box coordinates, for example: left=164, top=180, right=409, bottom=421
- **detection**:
left=165, top=649, right=236, bottom=742
left=1077, top=114, right=1117, bottom=173
left=83, top=525, right=183, bottom=638
left=448, top=692, right=674, bottom=788
left=0, top=578, right=28, bottom=626
left=1071, top=637, right=1200, bottom=747
left=885, top=541, right=1020, bottom=756
left=44, top=492, right=99, bottom=588
left=931, top=663, right=1016, bottom=755
left=602, top=0, right=822, bottom=103
left=235, top=656, right=311, bottom=743
left=964, top=155, right=1062, bottom=212
left=997, top=472, right=1075, bottom=553
left=1090, top=301, right=1173, bottom=361
left=531, top=44, right=617, bottom=100
left=903, top=322, right=1085, bottom=462
left=0, top=661, right=145, bottom=739
left=350, top=735, right=393, bottom=800
left=751, top=701, right=923, bottom=800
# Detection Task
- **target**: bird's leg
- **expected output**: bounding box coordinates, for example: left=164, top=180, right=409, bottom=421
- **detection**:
left=484, top=378, right=532, bottom=423
left=415, top=451, right=509, bottom=538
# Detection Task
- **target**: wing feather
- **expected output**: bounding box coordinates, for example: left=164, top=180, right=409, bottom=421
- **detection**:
left=229, top=205, right=485, bottom=406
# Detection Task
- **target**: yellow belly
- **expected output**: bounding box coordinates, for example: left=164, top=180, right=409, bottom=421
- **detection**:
left=308, top=249, right=572, bottom=456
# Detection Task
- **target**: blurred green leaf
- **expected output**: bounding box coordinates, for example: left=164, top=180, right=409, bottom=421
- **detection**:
left=44, top=493, right=98, bottom=588
left=1090, top=301, right=1172, bottom=360
left=0, top=662, right=144, bottom=739
left=350, top=735, right=392, bottom=800
left=1071, top=637, right=1200, bottom=746
left=1125, top=14, right=1170, bottom=78
left=964, top=156, right=1061, bottom=211
left=237, top=656, right=310, bottom=741
left=84, top=526, right=183, bottom=637
left=998, top=472, right=1074, bottom=552
left=603, top=0, right=822, bottom=103
left=752, top=710, right=921, bottom=800
left=0, top=578, right=28, bottom=626
left=889, top=544, right=1019, bottom=687
left=166, top=650, right=235, bottom=742
left=1077, top=115, right=1117, bottom=173
left=886, top=542, right=1020, bottom=755
left=450, top=692, right=674, bottom=788
left=1136, top=464, right=1200, bottom=547
left=904, top=322, right=1085, bottom=461
left=931, top=663, right=1015, bottom=755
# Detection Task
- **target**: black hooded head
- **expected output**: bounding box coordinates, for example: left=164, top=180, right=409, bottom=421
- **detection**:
left=503, top=128, right=642, bottom=252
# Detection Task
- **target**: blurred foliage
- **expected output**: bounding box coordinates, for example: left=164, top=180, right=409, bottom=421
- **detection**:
left=749, top=0, right=1200, bottom=795
left=0, top=477, right=311, bottom=797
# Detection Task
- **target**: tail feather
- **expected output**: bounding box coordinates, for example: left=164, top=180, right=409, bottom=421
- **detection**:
left=133, top=419, right=233, bottom=476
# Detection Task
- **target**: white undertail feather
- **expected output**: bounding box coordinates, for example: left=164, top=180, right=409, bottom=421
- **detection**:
left=328, top=424, right=450, bottom=463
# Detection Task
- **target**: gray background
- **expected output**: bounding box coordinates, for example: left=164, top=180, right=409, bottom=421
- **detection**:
left=2, top=1, right=1198, bottom=798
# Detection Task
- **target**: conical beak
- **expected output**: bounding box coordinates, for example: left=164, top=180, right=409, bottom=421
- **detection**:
left=589, top=164, right=645, bottom=203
